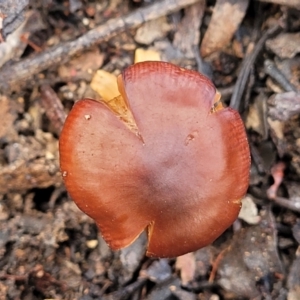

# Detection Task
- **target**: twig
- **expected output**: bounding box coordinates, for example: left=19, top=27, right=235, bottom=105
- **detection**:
left=39, top=84, right=67, bottom=135
left=217, top=84, right=235, bottom=100
left=272, top=196, right=300, bottom=213
left=258, top=0, right=300, bottom=9
left=250, top=144, right=267, bottom=174
left=264, top=59, right=297, bottom=92
left=0, top=0, right=200, bottom=93
left=193, top=45, right=212, bottom=79
left=103, top=278, right=147, bottom=300
left=230, top=24, right=282, bottom=111
left=208, top=247, right=228, bottom=283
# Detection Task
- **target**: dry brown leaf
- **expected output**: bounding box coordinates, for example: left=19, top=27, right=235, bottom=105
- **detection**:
left=58, top=48, right=104, bottom=79
left=134, top=48, right=161, bottom=63
left=266, top=33, right=300, bottom=59
left=200, top=0, right=249, bottom=57
left=246, top=103, right=264, bottom=134
left=0, top=19, right=27, bottom=68
left=287, top=247, right=300, bottom=300
left=238, top=195, right=261, bottom=225
left=173, top=1, right=205, bottom=58
left=268, top=118, right=284, bottom=140
left=268, top=92, right=300, bottom=121
left=0, top=95, right=17, bottom=139
left=90, top=70, right=119, bottom=101
left=134, top=16, right=171, bottom=45
left=245, top=93, right=268, bottom=139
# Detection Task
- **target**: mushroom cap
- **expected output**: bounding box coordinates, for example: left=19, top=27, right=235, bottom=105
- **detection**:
left=59, top=61, right=250, bottom=258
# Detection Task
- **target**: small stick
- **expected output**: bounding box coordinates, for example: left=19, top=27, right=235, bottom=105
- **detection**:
left=103, top=278, right=147, bottom=300
left=39, top=84, right=66, bottom=135
left=0, top=0, right=200, bottom=93
left=250, top=144, right=267, bottom=174
left=208, top=247, right=228, bottom=283
left=230, top=24, right=281, bottom=111
left=272, top=196, right=300, bottom=213
left=258, top=0, right=300, bottom=9
left=264, top=59, right=297, bottom=92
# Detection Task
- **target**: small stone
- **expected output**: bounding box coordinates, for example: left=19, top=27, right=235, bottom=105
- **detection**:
left=86, top=239, right=98, bottom=249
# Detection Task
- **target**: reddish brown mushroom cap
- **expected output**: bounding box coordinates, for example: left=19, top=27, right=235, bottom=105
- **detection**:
left=59, top=61, right=250, bottom=258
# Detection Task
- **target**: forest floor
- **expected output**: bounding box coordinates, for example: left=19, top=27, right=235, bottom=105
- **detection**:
left=1, top=0, right=300, bottom=299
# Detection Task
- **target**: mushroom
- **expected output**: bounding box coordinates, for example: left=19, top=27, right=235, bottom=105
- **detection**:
left=59, top=61, right=250, bottom=258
